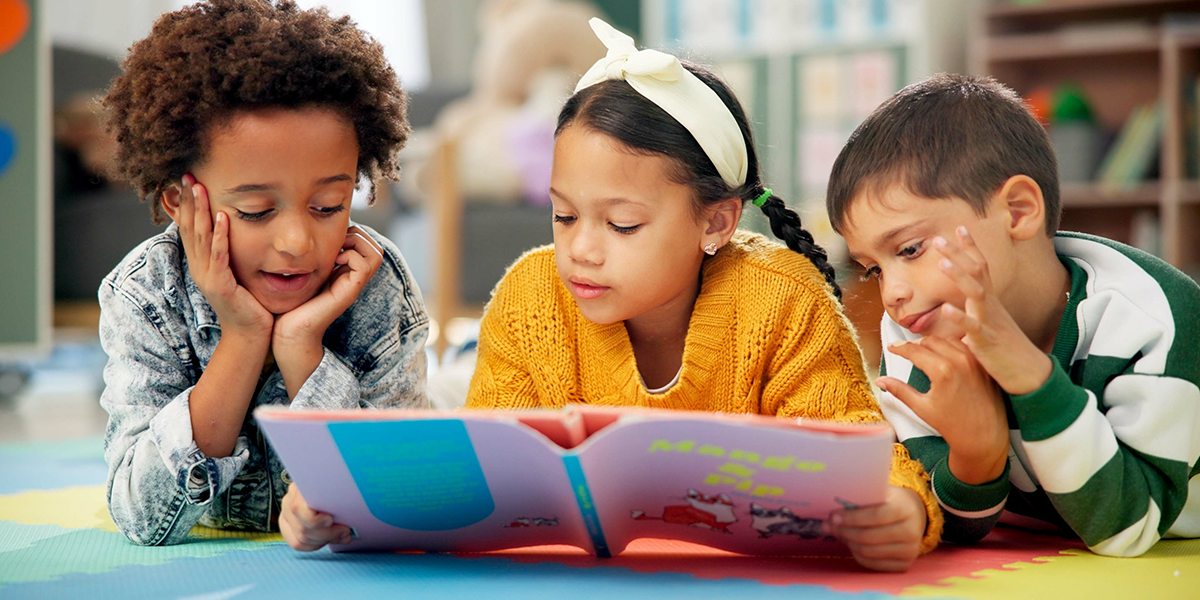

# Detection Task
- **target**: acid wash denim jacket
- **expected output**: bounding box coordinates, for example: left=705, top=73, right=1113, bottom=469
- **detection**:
left=98, top=222, right=429, bottom=546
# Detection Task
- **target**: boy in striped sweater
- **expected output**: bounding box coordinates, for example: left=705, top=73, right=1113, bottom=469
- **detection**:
left=825, top=73, right=1200, bottom=557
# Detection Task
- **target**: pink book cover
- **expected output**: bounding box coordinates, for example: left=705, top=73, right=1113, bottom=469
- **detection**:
left=255, top=405, right=895, bottom=557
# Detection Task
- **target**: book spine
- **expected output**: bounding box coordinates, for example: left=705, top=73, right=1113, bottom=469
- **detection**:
left=562, top=455, right=611, bottom=558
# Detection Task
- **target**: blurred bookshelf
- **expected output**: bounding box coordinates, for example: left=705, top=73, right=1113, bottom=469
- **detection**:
left=972, top=0, right=1200, bottom=280
left=643, top=0, right=968, bottom=241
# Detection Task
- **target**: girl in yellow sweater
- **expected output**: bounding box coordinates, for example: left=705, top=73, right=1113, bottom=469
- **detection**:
left=284, top=19, right=941, bottom=569
left=463, top=19, right=941, bottom=571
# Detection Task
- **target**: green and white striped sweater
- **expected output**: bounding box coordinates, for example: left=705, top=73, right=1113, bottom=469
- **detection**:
left=879, top=232, right=1200, bottom=557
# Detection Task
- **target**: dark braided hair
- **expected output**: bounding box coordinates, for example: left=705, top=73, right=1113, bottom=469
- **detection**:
left=758, top=194, right=839, bottom=300
left=556, top=61, right=841, bottom=301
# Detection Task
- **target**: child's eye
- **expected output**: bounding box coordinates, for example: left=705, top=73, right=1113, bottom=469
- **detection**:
left=897, top=241, right=924, bottom=259
left=236, top=209, right=272, bottom=221
left=313, top=205, right=346, bottom=217
left=609, top=223, right=641, bottom=234
left=553, top=214, right=576, bottom=225
left=859, top=266, right=881, bottom=282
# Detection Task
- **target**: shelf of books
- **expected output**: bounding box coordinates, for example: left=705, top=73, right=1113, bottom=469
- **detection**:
left=975, top=0, right=1200, bottom=280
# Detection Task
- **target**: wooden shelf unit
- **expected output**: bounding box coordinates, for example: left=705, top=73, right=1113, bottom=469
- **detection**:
left=988, top=0, right=1198, bottom=21
left=973, top=0, right=1200, bottom=276
left=1060, top=182, right=1164, bottom=207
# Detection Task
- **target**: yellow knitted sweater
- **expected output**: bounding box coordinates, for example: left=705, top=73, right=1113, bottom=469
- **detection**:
left=466, top=231, right=942, bottom=552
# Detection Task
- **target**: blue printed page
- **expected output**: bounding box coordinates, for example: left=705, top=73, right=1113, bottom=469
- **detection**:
left=258, top=411, right=592, bottom=553
left=574, top=415, right=893, bottom=556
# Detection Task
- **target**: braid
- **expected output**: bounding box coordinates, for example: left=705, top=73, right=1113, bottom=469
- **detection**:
left=757, top=193, right=842, bottom=301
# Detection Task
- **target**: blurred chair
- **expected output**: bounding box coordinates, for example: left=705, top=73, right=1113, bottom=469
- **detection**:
left=421, top=0, right=605, bottom=353
left=52, top=47, right=165, bottom=313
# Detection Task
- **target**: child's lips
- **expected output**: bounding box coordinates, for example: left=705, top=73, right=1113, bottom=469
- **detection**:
left=569, top=278, right=610, bottom=300
left=261, top=271, right=312, bottom=292
left=900, top=306, right=939, bottom=334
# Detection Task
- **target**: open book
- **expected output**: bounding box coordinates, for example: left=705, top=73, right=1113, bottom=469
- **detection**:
left=255, top=405, right=895, bottom=557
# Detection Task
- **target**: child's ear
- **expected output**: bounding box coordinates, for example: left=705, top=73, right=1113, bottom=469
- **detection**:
left=997, top=175, right=1045, bottom=242
left=160, top=183, right=184, bottom=224
left=702, top=197, right=743, bottom=250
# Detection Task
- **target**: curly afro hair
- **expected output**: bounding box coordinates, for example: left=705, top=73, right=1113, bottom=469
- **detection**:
left=103, top=0, right=410, bottom=224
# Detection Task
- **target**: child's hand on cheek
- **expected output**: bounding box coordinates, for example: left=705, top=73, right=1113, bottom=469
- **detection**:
left=272, top=227, right=384, bottom=398
left=933, top=227, right=1054, bottom=395
left=827, top=485, right=926, bottom=572
left=878, top=336, right=1009, bottom=485
left=178, top=175, right=274, bottom=341
left=280, top=483, right=353, bottom=552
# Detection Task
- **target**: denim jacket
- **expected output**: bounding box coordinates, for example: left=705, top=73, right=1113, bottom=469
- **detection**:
left=98, top=223, right=429, bottom=546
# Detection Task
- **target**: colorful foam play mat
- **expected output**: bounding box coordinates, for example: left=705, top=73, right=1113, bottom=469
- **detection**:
left=1, top=435, right=1195, bottom=599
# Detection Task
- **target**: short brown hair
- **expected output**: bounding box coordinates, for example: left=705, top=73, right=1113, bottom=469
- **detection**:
left=826, top=73, right=1059, bottom=236
left=103, top=0, right=410, bottom=224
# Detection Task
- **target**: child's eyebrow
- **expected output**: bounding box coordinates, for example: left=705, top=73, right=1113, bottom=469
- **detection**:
left=225, top=174, right=354, bottom=195
left=548, top=187, right=645, bottom=208
left=877, top=222, right=924, bottom=248
left=849, top=222, right=927, bottom=263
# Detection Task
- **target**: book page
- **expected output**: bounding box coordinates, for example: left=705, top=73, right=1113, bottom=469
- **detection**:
left=258, top=411, right=592, bottom=553
left=575, top=417, right=893, bottom=556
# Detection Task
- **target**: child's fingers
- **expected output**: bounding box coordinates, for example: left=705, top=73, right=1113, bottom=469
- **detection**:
left=875, top=376, right=930, bottom=416
left=293, top=503, right=332, bottom=531
left=340, top=248, right=369, bottom=275
left=933, top=234, right=987, bottom=280
left=926, top=331, right=972, bottom=355
left=328, top=252, right=369, bottom=299
left=184, top=178, right=214, bottom=269
left=328, top=264, right=351, bottom=287
left=346, top=226, right=383, bottom=258
left=192, top=181, right=213, bottom=256
left=283, top=484, right=328, bottom=528
left=887, top=341, right=950, bottom=377
left=210, top=212, right=231, bottom=274
left=913, top=336, right=973, bottom=371
left=177, top=176, right=194, bottom=236
left=342, top=231, right=383, bottom=275
left=831, top=502, right=907, bottom=530
left=294, top=521, right=349, bottom=549
left=941, top=303, right=983, bottom=336
left=280, top=485, right=349, bottom=551
left=937, top=255, right=988, bottom=301
left=281, top=512, right=347, bottom=551
left=833, top=517, right=918, bottom=546
left=279, top=517, right=313, bottom=551
left=955, top=226, right=989, bottom=274
left=280, top=515, right=320, bottom=551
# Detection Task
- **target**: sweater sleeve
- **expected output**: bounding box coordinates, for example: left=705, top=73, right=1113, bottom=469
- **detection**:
left=465, top=260, right=545, bottom=410
left=767, top=287, right=942, bottom=553
left=1009, top=356, right=1200, bottom=557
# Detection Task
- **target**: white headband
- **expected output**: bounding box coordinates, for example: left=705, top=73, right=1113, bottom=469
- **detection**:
left=574, top=18, right=749, bottom=189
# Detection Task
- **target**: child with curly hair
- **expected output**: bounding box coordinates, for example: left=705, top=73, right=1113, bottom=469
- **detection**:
left=98, top=0, right=428, bottom=547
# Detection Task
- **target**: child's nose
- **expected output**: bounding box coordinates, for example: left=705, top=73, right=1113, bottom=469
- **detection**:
left=568, top=226, right=604, bottom=265
left=273, top=217, right=314, bottom=257
left=881, top=276, right=913, bottom=308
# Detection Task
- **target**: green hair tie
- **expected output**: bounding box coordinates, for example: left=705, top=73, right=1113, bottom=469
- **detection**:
left=752, top=188, right=773, bottom=207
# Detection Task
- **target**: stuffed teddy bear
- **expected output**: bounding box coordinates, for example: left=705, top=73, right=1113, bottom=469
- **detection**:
left=430, top=0, right=606, bottom=205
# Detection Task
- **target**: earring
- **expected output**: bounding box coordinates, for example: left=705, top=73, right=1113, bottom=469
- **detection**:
left=703, top=242, right=718, bottom=255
